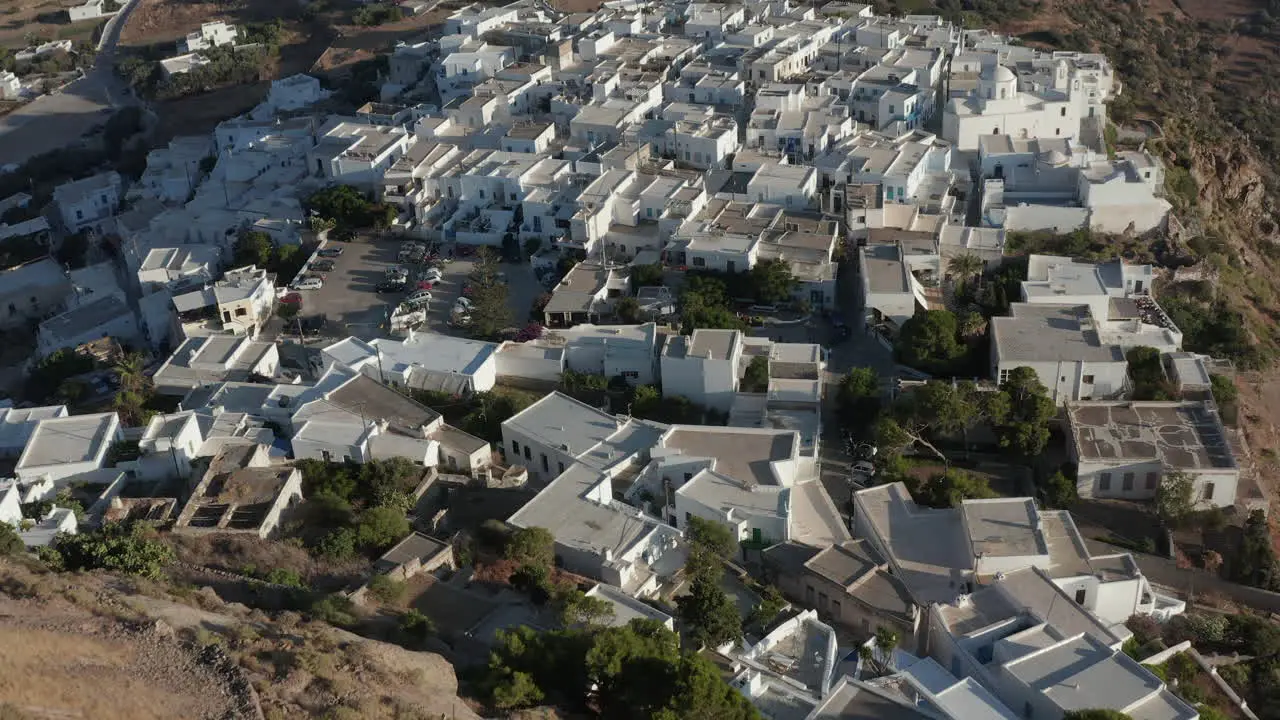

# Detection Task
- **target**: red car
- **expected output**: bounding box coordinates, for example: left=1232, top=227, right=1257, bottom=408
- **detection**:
left=417, top=281, right=434, bottom=290
left=280, top=293, right=303, bottom=305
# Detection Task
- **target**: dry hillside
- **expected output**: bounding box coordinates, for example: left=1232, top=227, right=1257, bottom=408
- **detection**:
left=0, top=558, right=480, bottom=720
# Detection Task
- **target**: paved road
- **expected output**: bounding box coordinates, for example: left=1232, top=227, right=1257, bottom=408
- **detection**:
left=0, top=0, right=141, bottom=166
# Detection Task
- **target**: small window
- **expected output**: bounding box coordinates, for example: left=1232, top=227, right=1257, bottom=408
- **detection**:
left=1075, top=587, right=1087, bottom=604
left=1099, top=472, right=1112, bottom=491
left=558, top=462, right=565, bottom=474
left=1060, top=107, right=1067, bottom=117
left=693, top=257, right=706, bottom=267
left=1146, top=472, right=1158, bottom=490
left=832, top=600, right=841, bottom=617
left=541, top=454, right=549, bottom=471
left=1082, top=375, right=1095, bottom=384
left=1203, top=483, right=1215, bottom=501
left=1024, top=702, right=1034, bottom=719
left=512, top=440, right=520, bottom=454
left=1122, top=472, right=1134, bottom=491
left=685, top=511, right=692, bottom=526
left=523, top=446, right=531, bottom=460
left=684, top=473, right=693, bottom=481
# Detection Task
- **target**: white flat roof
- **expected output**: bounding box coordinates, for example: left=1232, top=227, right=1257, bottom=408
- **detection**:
left=16, top=412, right=116, bottom=471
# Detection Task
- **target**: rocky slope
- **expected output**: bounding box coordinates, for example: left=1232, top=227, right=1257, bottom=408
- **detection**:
left=0, top=558, right=480, bottom=720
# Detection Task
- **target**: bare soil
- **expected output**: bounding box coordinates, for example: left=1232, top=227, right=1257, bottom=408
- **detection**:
left=0, top=557, right=484, bottom=719
left=0, top=565, right=247, bottom=719
left=0, top=0, right=102, bottom=49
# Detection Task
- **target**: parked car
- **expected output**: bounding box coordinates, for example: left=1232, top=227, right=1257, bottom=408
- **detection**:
left=317, top=247, right=344, bottom=258
left=406, top=289, right=433, bottom=304
left=452, top=296, right=473, bottom=314
left=279, top=292, right=303, bottom=305
left=292, top=276, right=324, bottom=290
left=385, top=265, right=409, bottom=277
left=376, top=280, right=407, bottom=294
left=310, top=259, right=335, bottom=272
left=422, top=268, right=444, bottom=282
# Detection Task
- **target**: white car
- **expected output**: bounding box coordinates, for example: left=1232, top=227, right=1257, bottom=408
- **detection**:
left=406, top=289, right=433, bottom=304
left=422, top=268, right=444, bottom=282
left=452, top=296, right=473, bottom=312
left=292, top=277, right=324, bottom=290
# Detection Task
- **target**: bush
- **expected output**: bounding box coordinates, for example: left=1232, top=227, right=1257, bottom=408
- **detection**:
left=367, top=573, right=406, bottom=604
left=397, top=608, right=436, bottom=649
left=309, top=594, right=358, bottom=627
left=263, top=568, right=308, bottom=589
left=354, top=507, right=410, bottom=554
left=1179, top=612, right=1227, bottom=645
left=0, top=523, right=24, bottom=556
left=510, top=562, right=552, bottom=604
left=314, top=527, right=358, bottom=561
left=54, top=522, right=172, bottom=579
left=505, top=526, right=555, bottom=568
left=1165, top=652, right=1198, bottom=684
left=352, top=3, right=404, bottom=25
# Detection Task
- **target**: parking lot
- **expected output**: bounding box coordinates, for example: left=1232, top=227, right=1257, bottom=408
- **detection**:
left=280, top=236, right=546, bottom=343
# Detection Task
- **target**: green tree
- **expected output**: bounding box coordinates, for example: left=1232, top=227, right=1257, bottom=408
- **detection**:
left=233, top=230, right=273, bottom=268
left=747, top=258, right=796, bottom=305
left=556, top=589, right=616, bottom=627
left=947, top=252, right=984, bottom=294
left=1042, top=470, right=1078, bottom=509
left=1155, top=470, right=1196, bottom=528
left=687, top=515, right=737, bottom=560
left=653, top=653, right=760, bottom=720
left=467, top=270, right=513, bottom=339
left=680, top=274, right=746, bottom=334
left=910, top=468, right=996, bottom=508
left=873, top=417, right=913, bottom=458
left=314, top=527, right=357, bottom=560
left=355, top=506, right=410, bottom=553
left=986, top=367, right=1056, bottom=457
left=0, top=522, right=25, bottom=555
left=1126, top=346, right=1172, bottom=400
left=676, top=575, right=743, bottom=649
left=54, top=522, right=172, bottom=579
left=1234, top=509, right=1277, bottom=589
left=397, top=608, right=436, bottom=649
left=741, top=355, right=770, bottom=393
left=506, top=526, right=556, bottom=567
left=492, top=670, right=545, bottom=709
left=858, top=626, right=900, bottom=677
left=632, top=263, right=665, bottom=287
left=748, top=585, right=786, bottom=629
left=615, top=296, right=641, bottom=323
left=896, top=310, right=964, bottom=372
left=306, top=185, right=377, bottom=228
left=836, top=368, right=881, bottom=433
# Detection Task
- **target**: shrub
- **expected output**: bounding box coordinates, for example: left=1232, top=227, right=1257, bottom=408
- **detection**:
left=367, top=573, right=406, bottom=604
left=0, top=523, right=24, bottom=556
left=354, top=507, right=410, bottom=553
left=1165, top=652, right=1198, bottom=684
left=314, top=527, right=358, bottom=561
left=397, top=608, right=436, bottom=649
left=1180, top=612, right=1227, bottom=645
left=309, top=594, right=358, bottom=627
left=262, top=568, right=307, bottom=589
left=505, top=526, right=555, bottom=567
left=54, top=522, right=172, bottom=579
